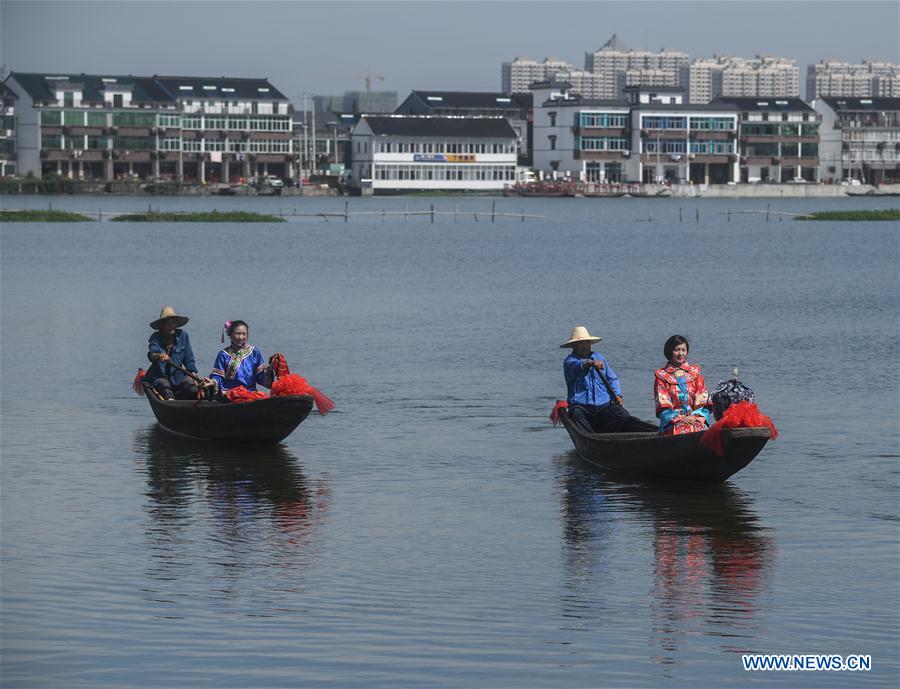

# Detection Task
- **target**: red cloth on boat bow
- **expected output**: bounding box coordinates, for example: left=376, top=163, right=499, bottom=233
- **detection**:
left=271, top=373, right=335, bottom=415
left=699, top=400, right=778, bottom=457
left=225, top=386, right=268, bottom=403
left=133, top=368, right=147, bottom=396
left=550, top=400, right=568, bottom=427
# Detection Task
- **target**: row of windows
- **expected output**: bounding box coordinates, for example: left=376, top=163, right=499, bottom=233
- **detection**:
left=741, top=143, right=819, bottom=156
left=643, top=141, right=736, bottom=154
left=373, top=164, right=516, bottom=181
left=642, top=116, right=737, bottom=130
left=182, top=116, right=291, bottom=131
left=377, top=141, right=515, bottom=154
left=41, top=135, right=291, bottom=154
left=741, top=123, right=820, bottom=136
left=577, top=113, right=629, bottom=128
left=578, top=136, right=629, bottom=151
left=40, top=110, right=290, bottom=131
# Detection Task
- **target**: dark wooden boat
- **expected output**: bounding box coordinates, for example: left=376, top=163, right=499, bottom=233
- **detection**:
left=142, top=382, right=313, bottom=443
left=557, top=407, right=770, bottom=483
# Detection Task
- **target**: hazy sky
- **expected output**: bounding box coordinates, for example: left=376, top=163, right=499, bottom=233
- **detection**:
left=2, top=1, right=898, bottom=101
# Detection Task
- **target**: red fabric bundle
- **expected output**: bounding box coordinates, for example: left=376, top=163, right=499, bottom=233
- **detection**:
left=550, top=400, right=568, bottom=427
left=225, top=386, right=268, bottom=403
left=269, top=352, right=291, bottom=380
left=700, top=401, right=778, bottom=457
left=133, top=368, right=146, bottom=396
left=271, top=373, right=335, bottom=415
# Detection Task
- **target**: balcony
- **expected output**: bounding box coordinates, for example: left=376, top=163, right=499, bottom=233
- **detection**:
left=574, top=126, right=629, bottom=137
left=574, top=150, right=630, bottom=160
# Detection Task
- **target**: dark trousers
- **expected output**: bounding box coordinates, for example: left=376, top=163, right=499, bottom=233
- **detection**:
left=568, top=402, right=634, bottom=434
left=153, top=378, right=198, bottom=400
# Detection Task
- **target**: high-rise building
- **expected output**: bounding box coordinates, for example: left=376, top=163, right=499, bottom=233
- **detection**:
left=690, top=55, right=799, bottom=104
left=584, top=35, right=689, bottom=99
left=807, top=60, right=900, bottom=99
left=501, top=57, right=577, bottom=94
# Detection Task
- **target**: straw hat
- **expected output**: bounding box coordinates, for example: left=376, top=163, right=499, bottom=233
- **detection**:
left=150, top=306, right=189, bottom=330
left=560, top=325, right=602, bottom=348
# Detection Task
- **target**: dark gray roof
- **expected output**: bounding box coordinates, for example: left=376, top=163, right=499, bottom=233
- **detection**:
left=530, top=80, right=573, bottom=90
left=541, top=96, right=630, bottom=108
left=713, top=97, right=816, bottom=112
left=9, top=72, right=171, bottom=103
left=362, top=116, right=516, bottom=138
left=0, top=81, right=18, bottom=100
left=152, top=76, right=288, bottom=101
left=624, top=85, right=686, bottom=93
left=402, top=90, right=531, bottom=111
left=821, top=97, right=900, bottom=111
left=637, top=102, right=738, bottom=112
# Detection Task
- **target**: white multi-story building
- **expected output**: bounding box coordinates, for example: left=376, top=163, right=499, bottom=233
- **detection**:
left=690, top=55, right=799, bottom=104
left=348, top=115, right=517, bottom=193
left=531, top=81, right=631, bottom=182
left=501, top=57, right=577, bottom=95
left=1, top=82, right=16, bottom=177
left=4, top=72, right=293, bottom=182
left=814, top=97, right=900, bottom=184
left=626, top=87, right=739, bottom=184
left=807, top=60, right=900, bottom=99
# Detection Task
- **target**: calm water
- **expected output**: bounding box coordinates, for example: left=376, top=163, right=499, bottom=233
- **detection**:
left=1, top=194, right=898, bottom=688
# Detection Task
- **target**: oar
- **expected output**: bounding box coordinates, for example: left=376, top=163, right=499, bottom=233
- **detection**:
left=160, top=357, right=203, bottom=384
left=591, top=364, right=621, bottom=405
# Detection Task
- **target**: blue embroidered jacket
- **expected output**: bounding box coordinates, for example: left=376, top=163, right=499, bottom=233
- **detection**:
left=210, top=345, right=268, bottom=392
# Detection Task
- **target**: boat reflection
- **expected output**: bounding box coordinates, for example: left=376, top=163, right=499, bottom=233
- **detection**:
left=558, top=453, right=775, bottom=660
left=135, top=427, right=330, bottom=582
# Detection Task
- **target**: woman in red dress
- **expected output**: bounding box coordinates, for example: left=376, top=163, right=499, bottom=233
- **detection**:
left=654, top=335, right=713, bottom=435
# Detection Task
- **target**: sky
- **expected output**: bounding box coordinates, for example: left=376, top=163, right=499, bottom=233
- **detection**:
left=2, top=0, right=898, bottom=102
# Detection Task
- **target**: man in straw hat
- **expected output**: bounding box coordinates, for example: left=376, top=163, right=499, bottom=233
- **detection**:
left=561, top=325, right=637, bottom=434
left=143, top=306, right=200, bottom=400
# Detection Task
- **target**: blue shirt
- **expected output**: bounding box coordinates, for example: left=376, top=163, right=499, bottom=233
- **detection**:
left=564, top=351, right=623, bottom=406
left=145, top=329, right=197, bottom=386
left=210, top=345, right=268, bottom=392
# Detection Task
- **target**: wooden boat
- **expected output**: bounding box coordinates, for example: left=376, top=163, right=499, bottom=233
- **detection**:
left=557, top=407, right=770, bottom=483
left=142, top=382, right=313, bottom=443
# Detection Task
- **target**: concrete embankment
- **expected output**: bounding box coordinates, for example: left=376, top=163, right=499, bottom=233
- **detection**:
left=662, top=183, right=900, bottom=199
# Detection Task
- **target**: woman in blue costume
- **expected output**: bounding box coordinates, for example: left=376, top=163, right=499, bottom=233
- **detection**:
left=201, top=320, right=272, bottom=398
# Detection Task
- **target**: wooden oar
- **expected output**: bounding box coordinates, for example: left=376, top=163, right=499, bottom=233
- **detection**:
left=160, top=357, right=203, bottom=384
left=591, top=364, right=621, bottom=406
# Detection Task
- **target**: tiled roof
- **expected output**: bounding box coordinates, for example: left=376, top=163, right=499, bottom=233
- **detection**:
left=10, top=72, right=171, bottom=103
left=405, top=91, right=531, bottom=111
left=152, top=76, right=288, bottom=101
left=820, top=97, right=900, bottom=111
left=713, top=97, right=816, bottom=112
left=362, top=116, right=516, bottom=138
left=9, top=72, right=289, bottom=104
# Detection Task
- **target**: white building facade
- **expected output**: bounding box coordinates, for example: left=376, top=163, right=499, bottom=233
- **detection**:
left=349, top=116, right=517, bottom=193
left=531, top=82, right=630, bottom=182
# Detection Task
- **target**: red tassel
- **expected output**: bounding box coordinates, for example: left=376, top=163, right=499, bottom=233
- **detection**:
left=309, top=388, right=335, bottom=415
left=700, top=401, right=778, bottom=457
left=133, top=368, right=146, bottom=396
left=271, top=373, right=334, bottom=415
left=550, top=400, right=568, bottom=427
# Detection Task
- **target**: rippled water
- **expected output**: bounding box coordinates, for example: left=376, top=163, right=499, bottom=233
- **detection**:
left=1, top=194, right=898, bottom=687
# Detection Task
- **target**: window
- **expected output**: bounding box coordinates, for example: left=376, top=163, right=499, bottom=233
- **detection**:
left=548, top=112, right=557, bottom=127
left=63, top=92, right=74, bottom=107
left=113, top=95, right=123, bottom=108
left=41, top=111, right=62, bottom=126
left=63, top=110, right=84, bottom=126
left=548, top=135, right=557, bottom=151
left=87, top=112, right=107, bottom=127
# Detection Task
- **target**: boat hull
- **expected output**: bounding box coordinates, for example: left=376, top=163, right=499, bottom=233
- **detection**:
left=144, top=385, right=314, bottom=443
left=558, top=408, right=769, bottom=483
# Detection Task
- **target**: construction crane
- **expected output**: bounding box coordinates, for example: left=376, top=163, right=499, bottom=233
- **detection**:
left=321, top=69, right=385, bottom=92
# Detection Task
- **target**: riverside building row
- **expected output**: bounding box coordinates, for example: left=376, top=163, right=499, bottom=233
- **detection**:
left=530, top=82, right=900, bottom=185
left=4, top=72, right=295, bottom=183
